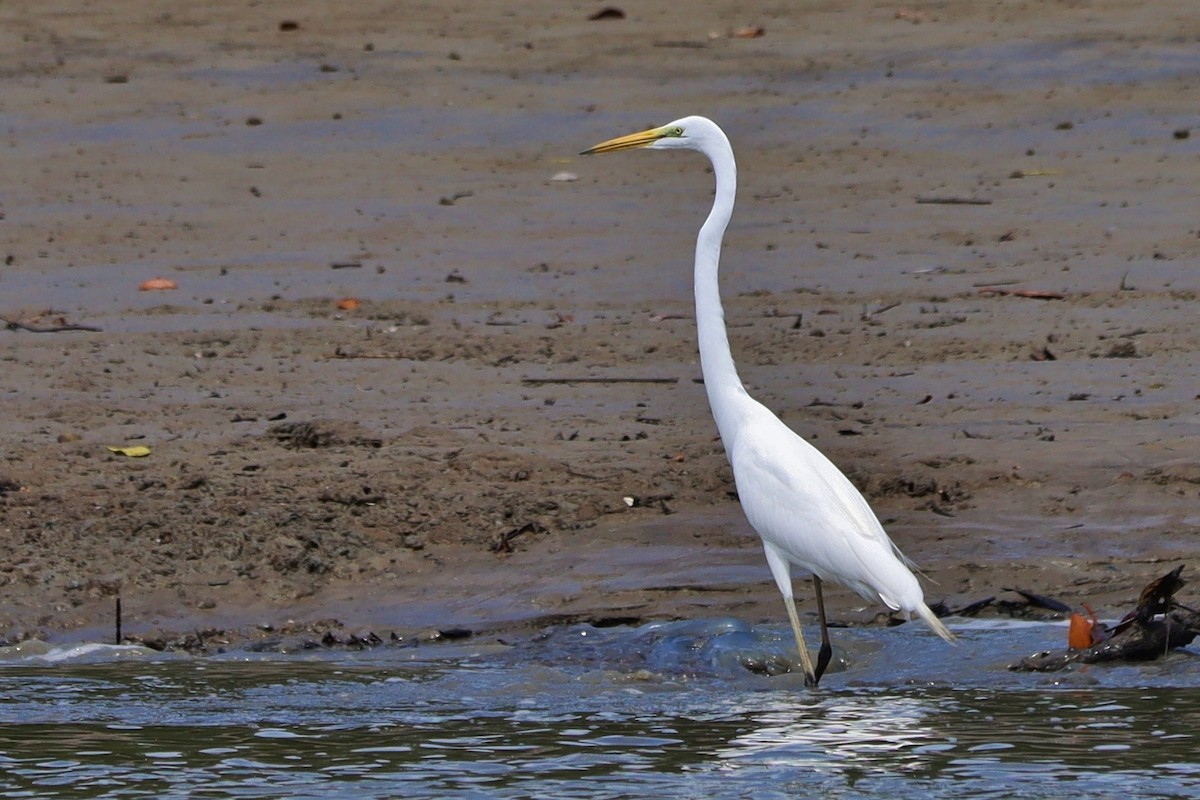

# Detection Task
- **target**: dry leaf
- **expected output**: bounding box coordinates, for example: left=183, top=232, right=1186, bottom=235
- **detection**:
left=336, top=298, right=360, bottom=311
left=732, top=26, right=765, bottom=38
left=107, top=445, right=151, bottom=457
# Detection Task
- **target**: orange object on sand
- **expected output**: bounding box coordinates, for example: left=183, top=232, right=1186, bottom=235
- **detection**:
left=336, top=298, right=360, bottom=311
left=139, top=278, right=177, bottom=291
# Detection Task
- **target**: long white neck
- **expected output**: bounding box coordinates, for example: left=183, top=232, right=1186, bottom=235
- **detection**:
left=693, top=135, right=750, bottom=449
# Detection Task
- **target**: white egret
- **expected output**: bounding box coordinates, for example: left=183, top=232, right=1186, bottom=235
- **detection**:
left=582, top=116, right=954, bottom=686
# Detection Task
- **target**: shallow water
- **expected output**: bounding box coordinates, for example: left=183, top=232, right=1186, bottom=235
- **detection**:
left=1, top=620, right=1197, bottom=798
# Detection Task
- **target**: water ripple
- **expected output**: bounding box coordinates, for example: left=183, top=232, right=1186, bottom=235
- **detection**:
left=0, top=622, right=1197, bottom=797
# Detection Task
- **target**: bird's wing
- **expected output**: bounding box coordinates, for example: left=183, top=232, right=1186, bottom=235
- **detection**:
left=728, top=408, right=922, bottom=608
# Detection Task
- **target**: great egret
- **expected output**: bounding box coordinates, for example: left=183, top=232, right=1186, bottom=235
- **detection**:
left=582, top=116, right=954, bottom=686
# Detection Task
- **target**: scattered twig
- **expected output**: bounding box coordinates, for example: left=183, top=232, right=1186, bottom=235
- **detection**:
left=862, top=301, right=901, bottom=319
left=949, top=596, right=995, bottom=617
left=976, top=287, right=1066, bottom=300
left=439, top=190, right=474, bottom=206
left=3, top=317, right=102, bottom=333
left=522, top=376, right=678, bottom=385
left=329, top=349, right=405, bottom=359
left=915, top=196, right=992, bottom=205
left=1013, top=289, right=1066, bottom=300
left=1007, top=588, right=1073, bottom=613
left=492, top=521, right=546, bottom=554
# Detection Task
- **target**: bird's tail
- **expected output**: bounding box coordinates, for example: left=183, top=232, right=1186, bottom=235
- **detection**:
left=915, top=603, right=956, bottom=643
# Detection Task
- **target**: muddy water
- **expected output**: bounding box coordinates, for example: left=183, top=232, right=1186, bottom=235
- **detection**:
left=1, top=621, right=1197, bottom=798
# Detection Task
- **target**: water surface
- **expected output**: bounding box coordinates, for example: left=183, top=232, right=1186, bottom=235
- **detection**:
left=1, top=620, right=1197, bottom=798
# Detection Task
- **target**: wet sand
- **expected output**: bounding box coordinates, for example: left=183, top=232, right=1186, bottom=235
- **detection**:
left=1, top=0, right=1198, bottom=648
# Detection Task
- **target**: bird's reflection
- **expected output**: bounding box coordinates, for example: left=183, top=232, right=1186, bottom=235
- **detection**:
left=715, top=693, right=943, bottom=769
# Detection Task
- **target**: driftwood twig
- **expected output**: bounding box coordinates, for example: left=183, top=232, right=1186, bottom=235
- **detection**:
left=977, top=287, right=1066, bottom=300
left=3, top=317, right=102, bottom=333
left=1011, top=608, right=1200, bottom=671
left=915, top=196, right=992, bottom=205
left=521, top=377, right=678, bottom=385
left=1011, top=565, right=1200, bottom=672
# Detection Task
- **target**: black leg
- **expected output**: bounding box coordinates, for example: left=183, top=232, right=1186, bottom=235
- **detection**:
left=812, top=575, right=832, bottom=685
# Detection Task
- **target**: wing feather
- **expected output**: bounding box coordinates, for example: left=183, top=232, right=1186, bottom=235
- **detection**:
left=727, top=405, right=924, bottom=611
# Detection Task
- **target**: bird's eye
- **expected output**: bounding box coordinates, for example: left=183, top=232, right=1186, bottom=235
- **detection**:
left=671, top=127, right=684, bottom=137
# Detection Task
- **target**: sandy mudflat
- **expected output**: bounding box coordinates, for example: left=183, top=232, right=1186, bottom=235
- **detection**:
left=1, top=0, right=1198, bottom=648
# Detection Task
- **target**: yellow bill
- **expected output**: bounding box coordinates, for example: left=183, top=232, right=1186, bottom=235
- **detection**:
left=581, top=126, right=667, bottom=155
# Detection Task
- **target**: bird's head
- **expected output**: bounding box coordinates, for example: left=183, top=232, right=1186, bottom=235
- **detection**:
left=581, top=116, right=718, bottom=155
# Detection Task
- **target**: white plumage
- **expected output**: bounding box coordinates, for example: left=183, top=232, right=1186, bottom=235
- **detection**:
left=584, top=115, right=953, bottom=686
